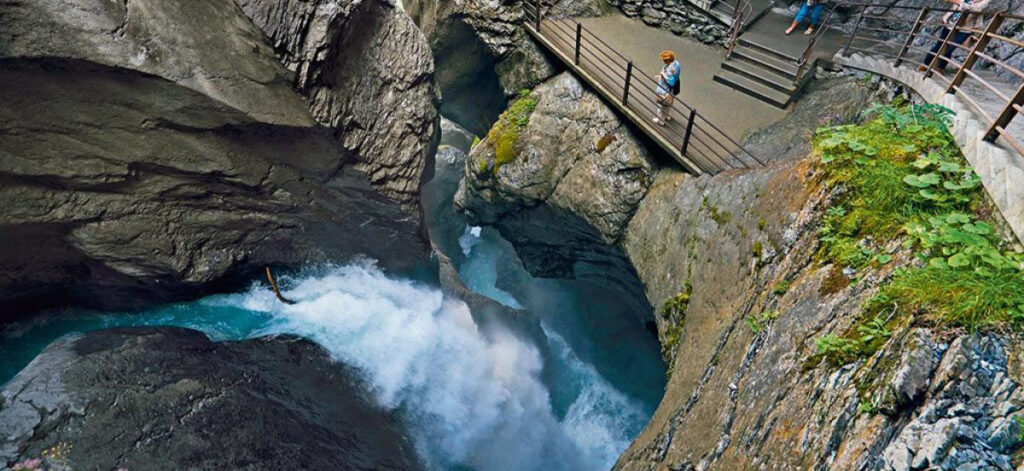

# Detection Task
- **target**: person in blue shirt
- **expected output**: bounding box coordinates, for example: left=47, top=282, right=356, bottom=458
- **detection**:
left=654, top=50, right=681, bottom=126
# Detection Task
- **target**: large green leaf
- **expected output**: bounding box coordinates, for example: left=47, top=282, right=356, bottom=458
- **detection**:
left=947, top=253, right=971, bottom=268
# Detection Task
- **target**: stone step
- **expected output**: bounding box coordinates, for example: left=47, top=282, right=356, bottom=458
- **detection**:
left=721, top=60, right=798, bottom=94
left=731, top=45, right=800, bottom=80
left=713, top=68, right=791, bottom=108
left=737, top=37, right=802, bottom=63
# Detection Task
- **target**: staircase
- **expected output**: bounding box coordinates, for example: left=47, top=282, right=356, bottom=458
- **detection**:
left=713, top=37, right=812, bottom=108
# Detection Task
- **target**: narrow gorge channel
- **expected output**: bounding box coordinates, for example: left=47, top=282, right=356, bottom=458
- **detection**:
left=0, top=121, right=666, bottom=470
left=4, top=0, right=1024, bottom=470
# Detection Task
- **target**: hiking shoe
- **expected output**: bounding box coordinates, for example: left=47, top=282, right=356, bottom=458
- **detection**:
left=804, top=27, right=815, bottom=35
left=653, top=117, right=663, bottom=125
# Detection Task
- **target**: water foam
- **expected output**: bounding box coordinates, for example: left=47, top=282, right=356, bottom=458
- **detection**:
left=216, top=262, right=641, bottom=470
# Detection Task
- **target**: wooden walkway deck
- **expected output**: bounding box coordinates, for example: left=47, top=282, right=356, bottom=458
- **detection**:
left=523, top=7, right=765, bottom=175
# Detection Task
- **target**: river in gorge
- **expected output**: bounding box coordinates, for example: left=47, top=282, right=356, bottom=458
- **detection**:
left=0, top=135, right=666, bottom=471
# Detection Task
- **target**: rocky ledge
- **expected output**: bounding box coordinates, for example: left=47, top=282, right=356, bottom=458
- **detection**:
left=0, top=328, right=419, bottom=470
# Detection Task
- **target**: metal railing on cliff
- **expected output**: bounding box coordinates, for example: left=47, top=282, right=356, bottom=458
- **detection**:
left=794, top=3, right=1024, bottom=157
left=523, top=1, right=766, bottom=175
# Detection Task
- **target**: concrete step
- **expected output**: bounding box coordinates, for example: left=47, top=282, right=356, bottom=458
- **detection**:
left=713, top=68, right=791, bottom=108
left=721, top=60, right=798, bottom=94
left=737, top=37, right=802, bottom=63
left=731, top=45, right=800, bottom=80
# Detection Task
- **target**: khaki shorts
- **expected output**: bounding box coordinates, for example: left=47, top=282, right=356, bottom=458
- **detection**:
left=656, top=93, right=674, bottom=106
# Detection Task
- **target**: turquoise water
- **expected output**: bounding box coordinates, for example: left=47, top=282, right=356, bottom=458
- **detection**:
left=0, top=261, right=661, bottom=470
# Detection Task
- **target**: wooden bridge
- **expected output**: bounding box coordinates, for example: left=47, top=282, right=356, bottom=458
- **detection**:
left=522, top=3, right=766, bottom=175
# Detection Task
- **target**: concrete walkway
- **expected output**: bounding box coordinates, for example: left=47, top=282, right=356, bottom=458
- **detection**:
left=578, top=15, right=787, bottom=140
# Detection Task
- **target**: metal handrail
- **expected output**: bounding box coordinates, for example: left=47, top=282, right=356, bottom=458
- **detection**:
left=795, top=3, right=1024, bottom=155
left=524, top=4, right=764, bottom=174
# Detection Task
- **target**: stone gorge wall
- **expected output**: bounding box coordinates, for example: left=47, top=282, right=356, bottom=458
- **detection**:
left=456, top=72, right=1024, bottom=469
left=0, top=0, right=435, bottom=315
left=236, top=0, right=440, bottom=212
left=607, top=0, right=730, bottom=44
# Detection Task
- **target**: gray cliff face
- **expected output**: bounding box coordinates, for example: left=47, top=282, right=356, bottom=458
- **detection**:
left=0, top=328, right=420, bottom=470
left=456, top=73, right=1024, bottom=468
left=236, top=0, right=441, bottom=211
left=0, top=0, right=315, bottom=127
left=0, top=59, right=427, bottom=318
left=454, top=72, right=659, bottom=313
left=0, top=0, right=437, bottom=316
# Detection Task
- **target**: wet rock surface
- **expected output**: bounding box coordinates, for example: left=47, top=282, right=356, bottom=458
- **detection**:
left=0, top=328, right=420, bottom=470
left=236, top=0, right=440, bottom=211
left=0, top=0, right=314, bottom=127
left=0, top=59, right=427, bottom=318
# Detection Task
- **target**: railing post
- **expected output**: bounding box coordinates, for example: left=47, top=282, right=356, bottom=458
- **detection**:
left=843, top=8, right=866, bottom=56
left=622, top=61, right=633, bottom=105
left=681, top=108, right=697, bottom=157
left=984, top=81, right=1024, bottom=142
left=895, top=7, right=929, bottom=67
left=574, top=22, right=582, bottom=65
left=534, top=0, right=542, bottom=31
left=925, top=12, right=967, bottom=79
left=947, top=12, right=1005, bottom=94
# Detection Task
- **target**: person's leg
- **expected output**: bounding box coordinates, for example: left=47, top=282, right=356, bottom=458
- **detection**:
left=787, top=4, right=809, bottom=34
left=921, top=26, right=952, bottom=71
left=937, top=30, right=970, bottom=71
left=654, top=94, right=666, bottom=124
left=805, top=4, right=823, bottom=34
left=664, top=95, right=674, bottom=122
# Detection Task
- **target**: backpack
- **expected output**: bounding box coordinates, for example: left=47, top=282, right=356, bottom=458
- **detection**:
left=669, top=63, right=681, bottom=96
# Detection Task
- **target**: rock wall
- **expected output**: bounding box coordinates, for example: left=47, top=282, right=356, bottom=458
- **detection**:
left=0, top=0, right=315, bottom=127
left=0, top=59, right=427, bottom=318
left=0, top=328, right=420, bottom=470
left=607, top=0, right=729, bottom=44
left=236, top=0, right=440, bottom=211
left=456, top=73, right=1024, bottom=469
left=0, top=0, right=437, bottom=316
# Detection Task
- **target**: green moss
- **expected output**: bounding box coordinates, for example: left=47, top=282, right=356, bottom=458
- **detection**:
left=709, top=205, right=732, bottom=226
left=659, top=282, right=692, bottom=369
left=758, top=217, right=767, bottom=231
left=773, top=280, right=791, bottom=296
left=752, top=241, right=763, bottom=258
left=487, top=89, right=538, bottom=173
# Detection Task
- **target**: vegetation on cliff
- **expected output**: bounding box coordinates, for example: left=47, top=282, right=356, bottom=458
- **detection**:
left=811, top=103, right=1024, bottom=365
left=485, top=89, right=538, bottom=172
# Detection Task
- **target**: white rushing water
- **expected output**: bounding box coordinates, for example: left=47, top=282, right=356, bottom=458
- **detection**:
left=200, top=261, right=646, bottom=471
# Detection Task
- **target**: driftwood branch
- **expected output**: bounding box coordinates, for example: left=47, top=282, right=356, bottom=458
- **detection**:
left=265, top=267, right=296, bottom=305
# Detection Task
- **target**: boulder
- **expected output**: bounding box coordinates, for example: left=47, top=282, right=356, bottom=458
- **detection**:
left=455, top=72, right=657, bottom=316
left=0, top=327, right=420, bottom=470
